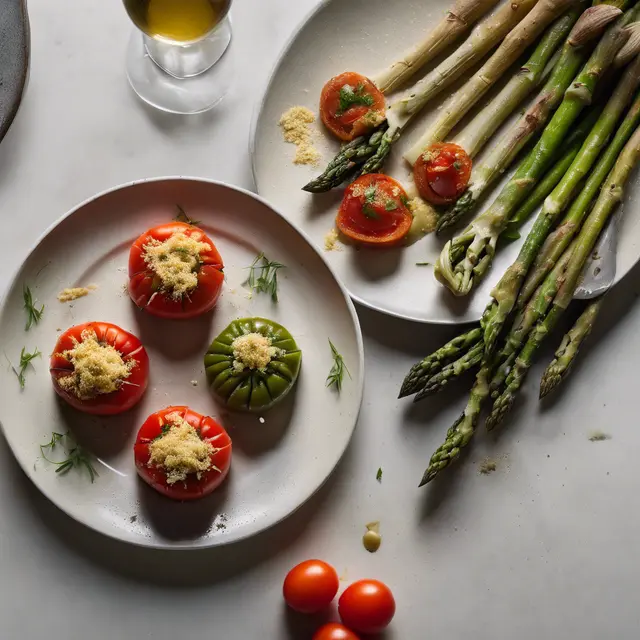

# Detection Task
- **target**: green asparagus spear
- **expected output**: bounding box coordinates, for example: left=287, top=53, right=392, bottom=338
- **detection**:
left=435, top=5, right=635, bottom=299
left=399, top=327, right=482, bottom=398
left=518, top=88, right=640, bottom=305
left=435, top=3, right=623, bottom=233
left=539, top=298, right=603, bottom=398
left=487, top=124, right=640, bottom=429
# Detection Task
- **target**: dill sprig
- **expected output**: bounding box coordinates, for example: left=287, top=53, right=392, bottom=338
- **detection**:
left=40, top=431, right=97, bottom=483
left=326, top=339, right=351, bottom=392
left=23, top=285, right=44, bottom=330
left=174, top=205, right=201, bottom=226
left=245, top=252, right=286, bottom=302
left=10, top=347, right=41, bottom=389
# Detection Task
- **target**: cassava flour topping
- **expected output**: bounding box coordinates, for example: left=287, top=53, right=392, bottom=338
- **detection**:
left=279, top=106, right=321, bottom=166
left=142, top=230, right=211, bottom=299
left=57, top=330, right=135, bottom=400
left=231, top=332, right=281, bottom=373
left=147, top=412, right=215, bottom=484
left=57, top=285, right=97, bottom=303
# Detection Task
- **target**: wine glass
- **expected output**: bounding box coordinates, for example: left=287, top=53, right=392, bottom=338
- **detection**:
left=123, top=0, right=234, bottom=114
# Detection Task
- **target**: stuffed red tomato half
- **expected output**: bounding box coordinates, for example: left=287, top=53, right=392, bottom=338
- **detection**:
left=413, top=142, right=472, bottom=205
left=320, top=72, right=386, bottom=142
left=134, top=406, right=232, bottom=501
left=336, top=174, right=412, bottom=246
left=50, top=322, right=149, bottom=416
left=128, top=221, right=224, bottom=320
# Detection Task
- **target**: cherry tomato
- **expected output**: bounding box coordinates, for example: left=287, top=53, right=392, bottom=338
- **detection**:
left=312, top=623, right=360, bottom=640
left=128, top=221, right=224, bottom=320
left=320, top=72, right=386, bottom=141
left=413, top=142, right=472, bottom=205
left=283, top=559, right=339, bottom=614
left=338, top=579, right=396, bottom=634
left=50, top=322, right=149, bottom=416
left=134, top=406, right=232, bottom=501
left=336, top=174, right=412, bottom=246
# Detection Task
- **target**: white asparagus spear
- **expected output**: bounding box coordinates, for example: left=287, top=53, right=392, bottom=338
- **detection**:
left=373, top=0, right=501, bottom=94
left=388, top=0, right=539, bottom=131
left=404, top=0, right=583, bottom=165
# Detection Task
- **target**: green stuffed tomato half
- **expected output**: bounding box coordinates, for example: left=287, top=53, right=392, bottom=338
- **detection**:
left=205, top=317, right=302, bottom=412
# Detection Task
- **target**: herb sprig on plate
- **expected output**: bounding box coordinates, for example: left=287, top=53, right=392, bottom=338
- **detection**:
left=245, top=252, right=286, bottom=302
left=9, top=347, right=41, bottom=389
left=40, top=432, right=98, bottom=483
left=327, top=339, right=351, bottom=392
left=23, top=285, right=44, bottom=330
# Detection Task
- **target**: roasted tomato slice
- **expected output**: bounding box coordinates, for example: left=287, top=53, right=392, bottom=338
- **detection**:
left=128, top=221, right=224, bottom=320
left=413, top=142, right=472, bottom=205
left=336, top=174, right=412, bottom=246
left=50, top=322, right=149, bottom=416
left=320, top=72, right=386, bottom=141
left=134, top=406, right=232, bottom=501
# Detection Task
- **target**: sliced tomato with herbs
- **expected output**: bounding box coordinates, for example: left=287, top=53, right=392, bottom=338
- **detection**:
left=320, top=72, right=386, bottom=142
left=413, top=142, right=472, bottom=205
left=312, top=623, right=361, bottom=640
left=128, top=221, right=224, bottom=320
left=283, top=559, right=340, bottom=614
left=336, top=174, right=412, bottom=246
left=134, top=406, right=232, bottom=501
left=338, top=579, right=396, bottom=634
left=50, top=322, right=149, bottom=416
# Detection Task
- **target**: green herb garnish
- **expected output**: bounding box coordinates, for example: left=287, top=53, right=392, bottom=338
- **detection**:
left=400, top=194, right=410, bottom=207
left=376, top=467, right=383, bottom=482
left=337, top=83, right=374, bottom=116
left=326, top=339, right=351, bottom=392
left=40, top=431, right=97, bottom=483
left=245, top=252, right=286, bottom=303
left=453, top=161, right=462, bottom=171
left=416, top=262, right=431, bottom=266
left=362, top=185, right=380, bottom=219
left=10, top=347, right=41, bottom=389
left=385, top=200, right=398, bottom=211
left=154, top=424, right=172, bottom=441
left=23, top=285, right=44, bottom=331
left=174, top=205, right=201, bottom=226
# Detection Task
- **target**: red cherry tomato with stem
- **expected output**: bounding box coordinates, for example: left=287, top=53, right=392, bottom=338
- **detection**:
left=413, top=142, right=472, bottom=205
left=312, top=622, right=360, bottom=640
left=50, top=322, right=149, bottom=416
left=128, top=221, right=224, bottom=320
left=338, top=579, right=396, bottom=634
left=283, top=559, right=339, bottom=614
left=336, top=174, right=412, bottom=247
left=320, top=72, right=385, bottom=142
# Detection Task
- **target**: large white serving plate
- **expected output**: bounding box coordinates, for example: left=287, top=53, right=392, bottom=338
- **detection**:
left=252, top=0, right=640, bottom=324
left=0, top=178, right=364, bottom=549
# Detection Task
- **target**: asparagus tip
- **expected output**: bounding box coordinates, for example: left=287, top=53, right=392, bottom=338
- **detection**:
left=569, top=5, right=622, bottom=47
left=615, top=22, right=640, bottom=68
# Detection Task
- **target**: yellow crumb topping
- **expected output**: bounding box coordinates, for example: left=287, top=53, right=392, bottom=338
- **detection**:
left=148, top=412, right=214, bottom=485
left=231, top=333, right=279, bottom=373
left=324, top=228, right=342, bottom=252
left=142, top=231, right=210, bottom=299
left=57, top=330, right=135, bottom=400
left=408, top=196, right=438, bottom=235
left=57, top=285, right=97, bottom=303
left=279, top=106, right=321, bottom=166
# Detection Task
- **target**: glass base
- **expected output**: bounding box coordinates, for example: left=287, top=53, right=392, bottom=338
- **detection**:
left=126, top=19, right=233, bottom=115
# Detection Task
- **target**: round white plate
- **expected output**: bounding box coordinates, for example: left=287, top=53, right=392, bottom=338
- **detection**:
left=0, top=178, right=364, bottom=549
left=251, top=0, right=640, bottom=324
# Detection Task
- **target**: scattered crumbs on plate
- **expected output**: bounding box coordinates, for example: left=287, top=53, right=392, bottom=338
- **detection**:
left=58, top=284, right=97, bottom=303
left=129, top=515, right=138, bottom=523
left=216, top=521, right=227, bottom=531
left=121, top=282, right=129, bottom=295
left=363, top=521, right=382, bottom=553
left=259, top=416, right=265, bottom=424
left=56, top=327, right=62, bottom=332
left=339, top=569, right=349, bottom=582
left=324, top=228, right=342, bottom=252
left=279, top=106, right=321, bottom=166
left=589, top=431, right=611, bottom=442
left=479, top=458, right=498, bottom=475
left=190, top=380, right=198, bottom=387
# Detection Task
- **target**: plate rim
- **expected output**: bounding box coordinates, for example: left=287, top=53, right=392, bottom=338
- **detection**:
left=0, top=176, right=366, bottom=550
left=249, top=0, right=637, bottom=326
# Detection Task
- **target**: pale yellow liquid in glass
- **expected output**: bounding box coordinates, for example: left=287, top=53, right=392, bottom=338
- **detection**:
left=125, top=0, right=230, bottom=44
